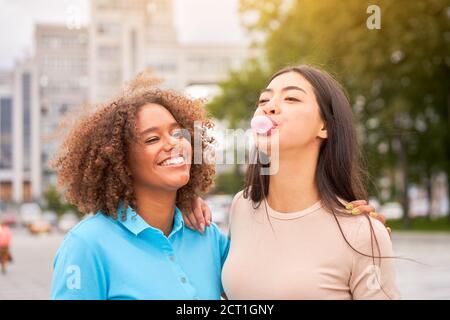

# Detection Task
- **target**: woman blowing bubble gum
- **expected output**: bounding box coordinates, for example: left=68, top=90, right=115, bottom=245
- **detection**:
left=188, top=65, right=399, bottom=300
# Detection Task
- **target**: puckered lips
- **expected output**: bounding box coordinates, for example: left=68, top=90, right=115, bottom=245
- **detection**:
left=260, top=117, right=279, bottom=136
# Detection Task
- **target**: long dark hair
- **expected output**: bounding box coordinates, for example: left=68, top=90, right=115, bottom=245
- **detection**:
left=243, top=65, right=392, bottom=290
left=245, top=65, right=367, bottom=215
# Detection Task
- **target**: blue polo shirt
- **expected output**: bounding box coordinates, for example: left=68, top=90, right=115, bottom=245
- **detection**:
left=51, top=206, right=230, bottom=300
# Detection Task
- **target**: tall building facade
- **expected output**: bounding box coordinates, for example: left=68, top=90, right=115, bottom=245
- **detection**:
left=0, top=71, right=14, bottom=203
left=35, top=24, right=89, bottom=188
left=89, top=0, right=249, bottom=102
left=0, top=0, right=250, bottom=205
left=12, top=59, right=41, bottom=203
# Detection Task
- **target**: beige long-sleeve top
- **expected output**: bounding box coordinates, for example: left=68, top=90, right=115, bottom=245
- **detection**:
left=221, top=191, right=401, bottom=300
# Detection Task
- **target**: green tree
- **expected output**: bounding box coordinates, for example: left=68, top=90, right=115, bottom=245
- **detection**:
left=43, top=186, right=78, bottom=217
left=208, top=59, right=270, bottom=128
left=209, top=0, right=450, bottom=226
left=213, top=171, right=245, bottom=195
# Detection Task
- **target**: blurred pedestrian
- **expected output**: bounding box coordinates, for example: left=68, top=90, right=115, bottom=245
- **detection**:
left=0, top=221, right=12, bottom=275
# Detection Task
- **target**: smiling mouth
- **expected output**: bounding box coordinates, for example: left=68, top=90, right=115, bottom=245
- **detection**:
left=158, top=155, right=186, bottom=167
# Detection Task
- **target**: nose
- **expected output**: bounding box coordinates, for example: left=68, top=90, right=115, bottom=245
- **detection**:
left=163, top=134, right=179, bottom=152
left=261, top=99, right=280, bottom=115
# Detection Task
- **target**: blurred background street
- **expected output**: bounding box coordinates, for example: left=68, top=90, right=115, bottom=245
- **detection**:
left=1, top=227, right=449, bottom=300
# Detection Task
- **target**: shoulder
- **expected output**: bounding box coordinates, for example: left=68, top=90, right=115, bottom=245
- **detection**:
left=227, top=190, right=248, bottom=223
left=183, top=221, right=229, bottom=262
left=204, top=222, right=230, bottom=263
left=357, top=216, right=392, bottom=252
left=337, top=214, right=393, bottom=256
left=230, top=190, right=252, bottom=214
left=233, top=190, right=245, bottom=201
left=204, top=222, right=229, bottom=244
left=60, top=213, right=116, bottom=252
left=70, top=213, right=115, bottom=239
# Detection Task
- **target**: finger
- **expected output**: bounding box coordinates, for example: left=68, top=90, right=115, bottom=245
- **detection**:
left=193, top=200, right=206, bottom=232
left=183, top=212, right=195, bottom=230
left=184, top=211, right=200, bottom=232
left=184, top=218, right=194, bottom=230
left=352, top=204, right=375, bottom=215
left=201, top=200, right=212, bottom=227
left=346, top=200, right=368, bottom=210
left=184, top=219, right=193, bottom=230
left=369, top=211, right=386, bottom=225
left=347, top=205, right=372, bottom=216
left=187, top=198, right=205, bottom=232
left=181, top=209, right=191, bottom=225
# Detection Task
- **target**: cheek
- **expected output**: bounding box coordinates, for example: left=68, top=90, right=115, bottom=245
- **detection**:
left=280, top=107, right=322, bottom=146
left=253, top=108, right=263, bottom=117
left=141, top=147, right=159, bottom=166
left=129, top=146, right=158, bottom=177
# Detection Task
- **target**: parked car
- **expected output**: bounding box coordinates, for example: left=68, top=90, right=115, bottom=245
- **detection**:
left=58, top=212, right=80, bottom=233
left=28, top=219, right=52, bottom=235
left=0, top=211, right=19, bottom=227
left=42, top=210, right=58, bottom=226
left=19, top=203, right=42, bottom=227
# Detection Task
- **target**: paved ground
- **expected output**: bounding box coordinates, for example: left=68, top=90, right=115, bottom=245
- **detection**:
left=393, top=232, right=450, bottom=299
left=0, top=228, right=449, bottom=300
left=0, top=228, right=64, bottom=299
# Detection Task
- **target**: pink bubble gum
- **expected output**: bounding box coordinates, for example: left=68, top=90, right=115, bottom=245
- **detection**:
left=251, top=115, right=273, bottom=134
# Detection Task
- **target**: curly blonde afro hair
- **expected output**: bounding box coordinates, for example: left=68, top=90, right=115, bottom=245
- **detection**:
left=51, top=71, right=215, bottom=219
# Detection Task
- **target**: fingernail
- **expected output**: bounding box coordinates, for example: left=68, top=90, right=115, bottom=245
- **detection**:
left=351, top=208, right=360, bottom=215
left=345, top=203, right=354, bottom=210
left=200, top=223, right=205, bottom=233
left=369, top=211, right=378, bottom=218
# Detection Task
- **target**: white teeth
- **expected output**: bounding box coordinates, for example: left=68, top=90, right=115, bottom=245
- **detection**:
left=160, top=156, right=185, bottom=166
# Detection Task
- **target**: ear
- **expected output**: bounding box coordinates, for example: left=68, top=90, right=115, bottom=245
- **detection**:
left=317, top=123, right=328, bottom=139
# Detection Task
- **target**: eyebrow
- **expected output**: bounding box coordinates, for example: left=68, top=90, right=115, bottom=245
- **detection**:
left=140, top=122, right=180, bottom=136
left=260, top=86, right=307, bottom=95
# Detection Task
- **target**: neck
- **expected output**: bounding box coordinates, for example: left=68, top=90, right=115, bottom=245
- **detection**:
left=133, top=185, right=177, bottom=237
left=267, top=144, right=321, bottom=213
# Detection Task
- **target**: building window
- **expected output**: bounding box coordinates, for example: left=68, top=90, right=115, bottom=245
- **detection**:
left=98, top=70, right=121, bottom=84
left=59, top=104, right=68, bottom=115
left=97, top=23, right=121, bottom=36
left=0, top=97, right=13, bottom=169
left=98, top=45, right=121, bottom=60
left=22, top=73, right=32, bottom=171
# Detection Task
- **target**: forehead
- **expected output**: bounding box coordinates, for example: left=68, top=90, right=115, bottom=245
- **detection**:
left=266, top=71, right=313, bottom=94
left=136, top=103, right=176, bottom=127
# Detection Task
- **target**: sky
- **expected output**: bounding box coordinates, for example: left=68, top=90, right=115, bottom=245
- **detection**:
left=0, top=0, right=248, bottom=69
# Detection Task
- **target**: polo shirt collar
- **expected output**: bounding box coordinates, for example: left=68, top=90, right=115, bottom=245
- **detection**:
left=116, top=205, right=184, bottom=237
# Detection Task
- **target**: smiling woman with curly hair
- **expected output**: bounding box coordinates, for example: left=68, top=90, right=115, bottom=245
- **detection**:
left=50, top=72, right=230, bottom=300
left=51, top=77, right=214, bottom=218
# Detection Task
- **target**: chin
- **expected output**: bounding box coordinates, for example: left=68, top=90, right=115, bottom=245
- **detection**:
left=255, top=132, right=280, bottom=154
left=164, top=174, right=191, bottom=190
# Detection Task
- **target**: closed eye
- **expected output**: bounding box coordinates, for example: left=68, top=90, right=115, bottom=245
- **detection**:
left=145, top=137, right=160, bottom=144
left=285, top=97, right=301, bottom=102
